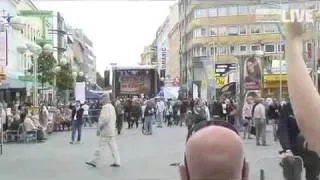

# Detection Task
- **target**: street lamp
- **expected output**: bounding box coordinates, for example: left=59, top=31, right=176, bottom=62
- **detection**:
left=27, top=43, right=53, bottom=107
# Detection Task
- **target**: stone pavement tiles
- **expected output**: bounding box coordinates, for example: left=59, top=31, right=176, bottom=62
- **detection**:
left=0, top=125, right=281, bottom=180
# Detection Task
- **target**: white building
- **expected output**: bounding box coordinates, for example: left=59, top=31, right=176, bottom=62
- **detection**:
left=0, top=0, right=43, bottom=103
left=155, top=3, right=179, bottom=79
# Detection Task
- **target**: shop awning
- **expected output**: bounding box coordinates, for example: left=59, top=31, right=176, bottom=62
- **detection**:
left=0, top=77, right=29, bottom=89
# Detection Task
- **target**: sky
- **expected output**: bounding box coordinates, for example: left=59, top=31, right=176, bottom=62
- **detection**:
left=34, top=1, right=176, bottom=74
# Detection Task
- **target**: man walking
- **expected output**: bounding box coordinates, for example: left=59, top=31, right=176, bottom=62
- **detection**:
left=86, top=94, right=121, bottom=167
left=70, top=101, right=84, bottom=144
left=156, top=97, right=165, bottom=128
left=252, top=97, right=267, bottom=146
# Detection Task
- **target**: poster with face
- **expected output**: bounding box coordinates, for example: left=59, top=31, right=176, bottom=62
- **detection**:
left=244, top=90, right=261, bottom=105
left=243, top=56, right=262, bottom=90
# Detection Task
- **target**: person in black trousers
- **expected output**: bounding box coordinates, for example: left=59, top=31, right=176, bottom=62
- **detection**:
left=70, top=101, right=84, bottom=144
left=278, top=102, right=320, bottom=180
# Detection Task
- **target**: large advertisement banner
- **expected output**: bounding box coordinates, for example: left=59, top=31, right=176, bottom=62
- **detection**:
left=241, top=55, right=263, bottom=121
left=118, top=71, right=151, bottom=95
left=243, top=56, right=263, bottom=91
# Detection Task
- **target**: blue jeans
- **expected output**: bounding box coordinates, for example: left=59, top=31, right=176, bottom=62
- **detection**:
left=71, top=120, right=82, bottom=142
left=144, top=115, right=154, bottom=134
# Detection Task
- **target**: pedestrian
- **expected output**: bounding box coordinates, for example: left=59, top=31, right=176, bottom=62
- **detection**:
left=115, top=100, right=124, bottom=135
left=70, top=101, right=84, bottom=144
left=144, top=99, right=156, bottom=135
left=86, top=94, right=121, bottom=168
left=82, top=101, right=91, bottom=127
left=156, top=97, right=165, bottom=128
left=252, top=97, right=267, bottom=146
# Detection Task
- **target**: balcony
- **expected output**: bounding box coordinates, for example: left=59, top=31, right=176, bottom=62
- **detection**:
left=192, top=33, right=281, bottom=46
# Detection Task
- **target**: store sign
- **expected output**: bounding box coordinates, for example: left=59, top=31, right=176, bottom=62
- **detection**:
left=215, top=77, right=225, bottom=88
left=264, top=74, right=288, bottom=81
left=215, top=63, right=236, bottom=76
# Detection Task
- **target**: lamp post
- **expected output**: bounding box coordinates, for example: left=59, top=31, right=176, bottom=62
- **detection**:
left=27, top=43, right=53, bottom=107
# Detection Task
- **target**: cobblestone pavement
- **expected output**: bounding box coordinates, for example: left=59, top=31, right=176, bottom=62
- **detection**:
left=0, top=125, right=283, bottom=180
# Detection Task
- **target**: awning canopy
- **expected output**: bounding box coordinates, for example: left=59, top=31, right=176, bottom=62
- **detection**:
left=0, top=77, right=28, bottom=89
left=85, top=89, right=103, bottom=100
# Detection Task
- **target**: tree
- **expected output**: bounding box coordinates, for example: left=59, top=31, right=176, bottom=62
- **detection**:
left=29, top=51, right=56, bottom=88
left=76, top=75, right=86, bottom=82
left=96, top=72, right=105, bottom=88
left=56, top=63, right=74, bottom=105
left=56, top=63, right=74, bottom=91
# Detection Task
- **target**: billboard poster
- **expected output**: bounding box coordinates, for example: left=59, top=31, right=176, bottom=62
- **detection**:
left=240, top=55, right=263, bottom=121
left=243, top=56, right=263, bottom=90
left=118, top=70, right=151, bottom=95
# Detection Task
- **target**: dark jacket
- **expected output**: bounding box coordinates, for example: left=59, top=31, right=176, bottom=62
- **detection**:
left=267, top=104, right=280, bottom=119
left=71, top=107, right=84, bottom=124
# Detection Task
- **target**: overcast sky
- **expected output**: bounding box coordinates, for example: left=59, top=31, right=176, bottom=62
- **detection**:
left=34, top=1, right=175, bottom=74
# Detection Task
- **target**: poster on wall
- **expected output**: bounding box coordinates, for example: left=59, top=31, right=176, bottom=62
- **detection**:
left=243, top=56, right=263, bottom=90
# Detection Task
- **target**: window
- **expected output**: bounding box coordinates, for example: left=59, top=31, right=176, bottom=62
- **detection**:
left=208, top=8, right=217, bottom=17
left=238, top=6, right=249, bottom=15
left=218, top=26, right=227, bottom=36
left=209, top=27, right=217, bottom=36
left=194, top=9, right=208, bottom=18
left=219, top=46, right=228, bottom=55
left=218, top=7, right=227, bottom=16
left=227, top=26, right=239, bottom=35
left=277, top=43, right=285, bottom=52
left=209, top=46, right=217, bottom=56
left=201, top=28, right=207, bottom=36
left=239, top=45, right=247, bottom=52
left=239, top=26, right=247, bottom=35
left=264, top=24, right=277, bottom=33
left=249, top=5, right=258, bottom=15
left=201, top=47, right=207, bottom=56
left=265, top=44, right=276, bottom=53
left=250, top=25, right=261, bottom=34
left=229, top=6, right=238, bottom=16
left=193, top=29, right=201, bottom=37
left=229, top=45, right=238, bottom=54
left=251, top=44, right=261, bottom=51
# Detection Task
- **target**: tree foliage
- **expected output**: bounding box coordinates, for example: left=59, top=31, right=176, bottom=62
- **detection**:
left=96, top=72, right=105, bottom=88
left=29, top=52, right=56, bottom=87
left=76, top=75, right=86, bottom=82
left=56, top=63, right=74, bottom=90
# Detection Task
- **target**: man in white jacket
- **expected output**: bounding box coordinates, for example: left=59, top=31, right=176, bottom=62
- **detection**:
left=86, top=94, right=121, bottom=168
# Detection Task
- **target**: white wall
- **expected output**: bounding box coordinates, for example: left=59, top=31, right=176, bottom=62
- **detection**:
left=0, top=1, right=19, bottom=78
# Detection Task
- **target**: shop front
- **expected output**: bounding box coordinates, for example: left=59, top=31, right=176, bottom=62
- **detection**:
left=263, top=74, right=288, bottom=97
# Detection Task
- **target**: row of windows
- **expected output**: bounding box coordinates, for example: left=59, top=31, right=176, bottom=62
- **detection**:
left=194, top=2, right=319, bottom=18
left=192, top=43, right=285, bottom=57
left=19, top=24, right=41, bottom=43
left=19, top=54, right=32, bottom=71
left=193, top=23, right=278, bottom=37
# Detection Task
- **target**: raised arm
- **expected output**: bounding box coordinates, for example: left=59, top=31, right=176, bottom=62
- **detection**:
left=287, top=22, right=320, bottom=153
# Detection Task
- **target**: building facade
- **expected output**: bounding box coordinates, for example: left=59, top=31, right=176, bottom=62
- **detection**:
left=155, top=3, right=179, bottom=79
left=167, top=22, right=180, bottom=86
left=140, top=45, right=156, bottom=65
left=71, top=28, right=96, bottom=84
left=0, top=0, right=48, bottom=103
left=178, top=0, right=320, bottom=97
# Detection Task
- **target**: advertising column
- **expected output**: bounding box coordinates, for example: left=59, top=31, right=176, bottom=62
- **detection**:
left=241, top=55, right=263, bottom=112
left=200, top=58, right=216, bottom=101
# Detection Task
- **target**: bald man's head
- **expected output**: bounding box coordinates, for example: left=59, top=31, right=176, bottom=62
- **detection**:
left=180, top=126, right=247, bottom=180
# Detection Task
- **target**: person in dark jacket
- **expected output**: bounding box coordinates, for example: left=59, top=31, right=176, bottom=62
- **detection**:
left=70, top=101, right=84, bottom=144
left=278, top=102, right=320, bottom=180
left=268, top=100, right=280, bottom=141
